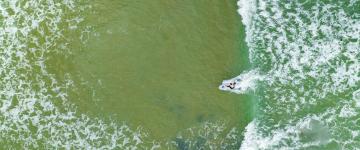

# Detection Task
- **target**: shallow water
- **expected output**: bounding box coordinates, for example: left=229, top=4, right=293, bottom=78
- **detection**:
left=2, top=0, right=358, bottom=149
left=0, top=0, right=253, bottom=149
left=68, top=0, right=252, bottom=140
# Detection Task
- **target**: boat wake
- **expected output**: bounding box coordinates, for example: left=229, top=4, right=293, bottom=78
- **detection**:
left=219, top=69, right=264, bottom=94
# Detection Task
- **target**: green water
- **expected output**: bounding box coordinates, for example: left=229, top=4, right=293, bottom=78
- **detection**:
left=48, top=0, right=253, bottom=141
left=2, top=0, right=358, bottom=149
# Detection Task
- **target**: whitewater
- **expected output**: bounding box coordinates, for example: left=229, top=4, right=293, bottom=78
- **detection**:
left=0, top=0, right=243, bottom=149
left=225, top=0, right=360, bottom=149
left=0, top=0, right=152, bottom=149
left=1, top=0, right=359, bottom=149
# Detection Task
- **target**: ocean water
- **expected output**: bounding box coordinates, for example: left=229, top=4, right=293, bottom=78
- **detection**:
left=235, top=0, right=360, bottom=149
left=0, top=0, right=254, bottom=149
left=1, top=0, right=359, bottom=149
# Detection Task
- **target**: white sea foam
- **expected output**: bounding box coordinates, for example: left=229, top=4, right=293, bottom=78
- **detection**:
left=232, top=0, right=360, bottom=149
left=241, top=114, right=333, bottom=150
left=339, top=104, right=358, bottom=118
left=1, top=1, right=245, bottom=149
left=0, top=0, right=149, bottom=149
left=237, top=0, right=256, bottom=29
left=354, top=89, right=360, bottom=107
left=241, top=99, right=360, bottom=149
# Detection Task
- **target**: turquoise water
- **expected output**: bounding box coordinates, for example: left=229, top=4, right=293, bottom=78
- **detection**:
left=0, top=0, right=359, bottom=149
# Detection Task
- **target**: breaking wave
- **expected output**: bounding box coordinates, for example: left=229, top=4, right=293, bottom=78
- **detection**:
left=4, top=0, right=358, bottom=149
left=234, top=0, right=360, bottom=149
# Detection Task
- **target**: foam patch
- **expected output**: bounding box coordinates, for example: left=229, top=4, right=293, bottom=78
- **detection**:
left=0, top=0, right=149, bottom=149
left=230, top=0, right=360, bottom=149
